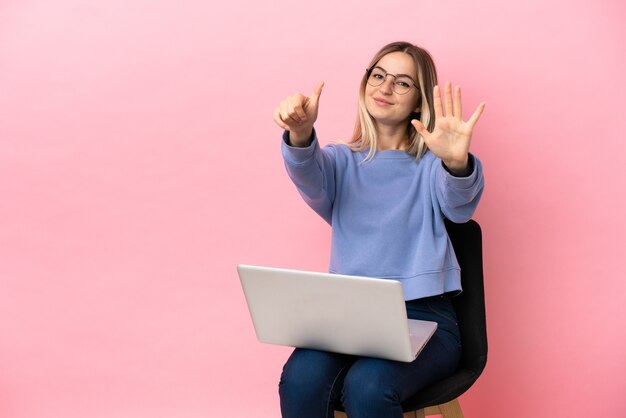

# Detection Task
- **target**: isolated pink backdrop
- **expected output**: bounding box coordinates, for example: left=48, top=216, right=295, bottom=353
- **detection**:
left=1, top=1, right=625, bottom=417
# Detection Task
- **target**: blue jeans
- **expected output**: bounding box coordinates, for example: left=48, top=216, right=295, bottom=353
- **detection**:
left=278, top=295, right=461, bottom=418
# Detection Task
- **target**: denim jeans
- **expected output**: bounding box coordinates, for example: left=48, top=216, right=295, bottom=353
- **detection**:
left=278, top=295, right=461, bottom=418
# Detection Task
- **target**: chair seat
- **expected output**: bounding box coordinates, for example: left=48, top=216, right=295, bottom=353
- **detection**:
left=334, top=398, right=464, bottom=418
left=401, top=366, right=483, bottom=411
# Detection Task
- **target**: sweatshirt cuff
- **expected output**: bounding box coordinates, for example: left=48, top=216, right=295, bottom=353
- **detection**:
left=281, top=129, right=319, bottom=165
left=442, top=154, right=482, bottom=189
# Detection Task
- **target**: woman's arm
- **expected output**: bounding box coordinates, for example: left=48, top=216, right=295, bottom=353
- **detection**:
left=274, top=82, right=336, bottom=224
left=433, top=154, right=485, bottom=223
left=414, top=82, right=486, bottom=222
left=281, top=131, right=337, bottom=225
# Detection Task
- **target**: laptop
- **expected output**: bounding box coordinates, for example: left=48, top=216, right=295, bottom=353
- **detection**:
left=237, top=264, right=437, bottom=363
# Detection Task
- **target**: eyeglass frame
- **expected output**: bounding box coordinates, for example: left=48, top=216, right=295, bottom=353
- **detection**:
left=365, top=66, right=419, bottom=95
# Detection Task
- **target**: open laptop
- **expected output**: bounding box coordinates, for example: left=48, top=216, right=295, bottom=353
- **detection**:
left=237, top=264, right=437, bottom=363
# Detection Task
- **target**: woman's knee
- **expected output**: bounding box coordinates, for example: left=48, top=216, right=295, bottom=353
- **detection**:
left=280, top=349, right=354, bottom=418
left=341, top=360, right=400, bottom=413
left=279, top=349, right=352, bottom=401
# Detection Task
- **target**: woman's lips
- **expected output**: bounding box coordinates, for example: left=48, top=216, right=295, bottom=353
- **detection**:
left=374, top=97, right=392, bottom=106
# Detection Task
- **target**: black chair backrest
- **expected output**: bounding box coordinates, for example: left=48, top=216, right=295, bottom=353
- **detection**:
left=401, top=219, right=487, bottom=411
left=334, top=219, right=488, bottom=413
left=445, top=219, right=488, bottom=375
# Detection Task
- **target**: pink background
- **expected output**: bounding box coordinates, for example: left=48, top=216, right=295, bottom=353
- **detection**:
left=1, top=1, right=625, bottom=417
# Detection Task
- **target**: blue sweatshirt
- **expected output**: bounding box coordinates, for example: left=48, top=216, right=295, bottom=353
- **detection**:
left=281, top=131, right=484, bottom=300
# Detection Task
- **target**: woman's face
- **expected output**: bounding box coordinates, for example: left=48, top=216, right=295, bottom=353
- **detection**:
left=364, top=51, right=421, bottom=127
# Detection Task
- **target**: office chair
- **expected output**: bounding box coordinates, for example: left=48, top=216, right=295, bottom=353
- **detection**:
left=335, top=219, right=487, bottom=418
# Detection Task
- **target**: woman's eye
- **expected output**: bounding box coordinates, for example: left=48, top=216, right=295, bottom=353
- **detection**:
left=397, top=81, right=410, bottom=88
left=373, top=74, right=384, bottom=80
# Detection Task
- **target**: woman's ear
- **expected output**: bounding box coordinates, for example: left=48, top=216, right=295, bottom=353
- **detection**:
left=414, top=96, right=422, bottom=113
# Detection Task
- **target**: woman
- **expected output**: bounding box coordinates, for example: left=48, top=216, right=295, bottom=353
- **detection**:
left=272, top=41, right=485, bottom=418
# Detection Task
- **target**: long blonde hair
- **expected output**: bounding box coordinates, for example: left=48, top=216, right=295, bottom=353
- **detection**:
left=350, top=41, right=438, bottom=161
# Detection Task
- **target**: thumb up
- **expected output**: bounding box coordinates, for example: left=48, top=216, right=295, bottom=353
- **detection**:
left=273, top=81, right=324, bottom=146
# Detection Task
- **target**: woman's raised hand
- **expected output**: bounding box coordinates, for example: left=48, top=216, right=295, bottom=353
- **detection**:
left=273, top=82, right=324, bottom=147
left=411, top=82, right=485, bottom=175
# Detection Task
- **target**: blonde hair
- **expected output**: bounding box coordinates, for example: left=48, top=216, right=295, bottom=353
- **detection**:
left=349, top=41, right=438, bottom=161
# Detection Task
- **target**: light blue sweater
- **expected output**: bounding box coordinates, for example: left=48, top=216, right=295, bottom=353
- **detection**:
left=281, top=131, right=484, bottom=300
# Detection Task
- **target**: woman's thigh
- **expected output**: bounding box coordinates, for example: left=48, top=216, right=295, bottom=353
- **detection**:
left=340, top=331, right=461, bottom=417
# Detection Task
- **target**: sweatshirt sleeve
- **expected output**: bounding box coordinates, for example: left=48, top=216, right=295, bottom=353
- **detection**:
left=434, top=153, right=485, bottom=223
left=281, top=129, right=337, bottom=224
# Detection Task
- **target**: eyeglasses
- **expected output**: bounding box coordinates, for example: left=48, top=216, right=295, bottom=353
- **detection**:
left=366, top=66, right=418, bottom=95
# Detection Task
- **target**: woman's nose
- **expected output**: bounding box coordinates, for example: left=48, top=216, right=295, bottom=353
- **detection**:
left=379, top=75, right=394, bottom=94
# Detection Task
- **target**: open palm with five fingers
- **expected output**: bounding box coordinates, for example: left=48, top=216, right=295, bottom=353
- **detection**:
left=411, top=82, right=485, bottom=175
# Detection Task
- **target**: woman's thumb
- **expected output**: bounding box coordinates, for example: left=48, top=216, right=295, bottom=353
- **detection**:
left=309, top=81, right=324, bottom=109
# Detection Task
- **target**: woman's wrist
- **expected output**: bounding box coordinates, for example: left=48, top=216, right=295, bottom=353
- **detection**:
left=288, top=128, right=314, bottom=147
left=443, top=155, right=471, bottom=177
